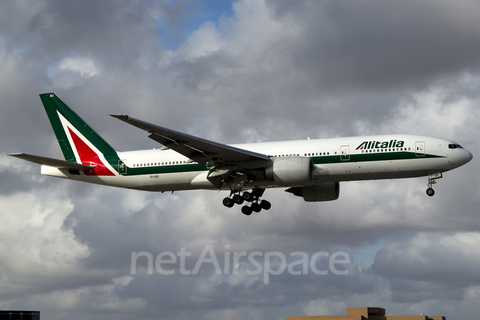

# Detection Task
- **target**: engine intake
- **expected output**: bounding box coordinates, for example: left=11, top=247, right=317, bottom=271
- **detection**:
left=286, top=182, right=340, bottom=202
left=265, top=156, right=314, bottom=186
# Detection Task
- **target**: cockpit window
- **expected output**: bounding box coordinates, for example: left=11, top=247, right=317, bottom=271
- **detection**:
left=448, top=144, right=463, bottom=149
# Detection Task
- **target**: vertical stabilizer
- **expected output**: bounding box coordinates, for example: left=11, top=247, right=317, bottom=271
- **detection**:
left=40, top=93, right=118, bottom=176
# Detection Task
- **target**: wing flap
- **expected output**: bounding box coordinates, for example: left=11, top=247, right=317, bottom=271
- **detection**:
left=8, top=153, right=97, bottom=170
left=111, top=114, right=270, bottom=165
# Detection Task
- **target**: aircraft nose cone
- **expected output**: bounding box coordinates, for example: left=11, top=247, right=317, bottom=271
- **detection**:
left=465, top=150, right=473, bottom=163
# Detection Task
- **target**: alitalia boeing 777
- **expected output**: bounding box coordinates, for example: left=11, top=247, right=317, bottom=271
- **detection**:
left=9, top=93, right=473, bottom=215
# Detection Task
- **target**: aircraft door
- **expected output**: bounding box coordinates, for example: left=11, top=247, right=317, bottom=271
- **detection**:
left=415, top=141, right=425, bottom=157
left=340, top=145, right=350, bottom=161
left=119, top=159, right=127, bottom=175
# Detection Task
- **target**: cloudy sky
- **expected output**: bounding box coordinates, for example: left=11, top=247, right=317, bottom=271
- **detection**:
left=1, top=0, right=480, bottom=319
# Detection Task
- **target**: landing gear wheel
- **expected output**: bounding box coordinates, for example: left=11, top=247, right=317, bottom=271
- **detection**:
left=260, top=200, right=271, bottom=210
left=251, top=203, right=262, bottom=213
left=242, top=191, right=253, bottom=202
left=426, top=188, right=435, bottom=197
left=241, top=205, right=252, bottom=215
left=223, top=197, right=234, bottom=208
left=426, top=173, right=441, bottom=197
left=233, top=194, right=244, bottom=205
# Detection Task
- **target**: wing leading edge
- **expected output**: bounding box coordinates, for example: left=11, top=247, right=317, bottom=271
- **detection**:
left=110, top=115, right=271, bottom=165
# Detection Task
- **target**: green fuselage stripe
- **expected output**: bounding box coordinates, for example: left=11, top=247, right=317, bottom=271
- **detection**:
left=120, top=151, right=445, bottom=176
left=314, top=151, right=443, bottom=164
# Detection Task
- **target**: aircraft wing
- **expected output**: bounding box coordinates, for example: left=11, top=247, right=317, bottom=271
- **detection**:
left=8, top=153, right=97, bottom=170
left=110, top=115, right=270, bottom=165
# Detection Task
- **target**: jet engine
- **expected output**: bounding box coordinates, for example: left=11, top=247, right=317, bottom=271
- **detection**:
left=265, top=156, right=314, bottom=186
left=286, top=182, right=340, bottom=202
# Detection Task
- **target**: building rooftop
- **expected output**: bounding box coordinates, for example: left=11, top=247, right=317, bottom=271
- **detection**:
left=286, top=307, right=445, bottom=320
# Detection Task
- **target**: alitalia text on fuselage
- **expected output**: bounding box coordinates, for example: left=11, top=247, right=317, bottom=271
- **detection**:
left=356, top=139, right=405, bottom=150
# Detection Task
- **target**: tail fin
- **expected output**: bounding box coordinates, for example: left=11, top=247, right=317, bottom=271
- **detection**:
left=40, top=93, right=118, bottom=176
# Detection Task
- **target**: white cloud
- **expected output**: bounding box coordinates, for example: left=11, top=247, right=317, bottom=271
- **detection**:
left=178, top=21, right=225, bottom=60
left=57, top=57, right=100, bottom=77
left=0, top=190, right=89, bottom=293
left=386, top=85, right=480, bottom=139
left=50, top=57, right=101, bottom=89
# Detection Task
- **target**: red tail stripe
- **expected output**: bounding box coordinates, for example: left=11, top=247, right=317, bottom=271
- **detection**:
left=68, top=128, right=115, bottom=176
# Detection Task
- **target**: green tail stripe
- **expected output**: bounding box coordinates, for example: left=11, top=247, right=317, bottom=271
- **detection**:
left=40, top=93, right=117, bottom=162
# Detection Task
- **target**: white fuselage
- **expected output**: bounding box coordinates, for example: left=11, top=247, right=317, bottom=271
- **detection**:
left=41, top=134, right=472, bottom=192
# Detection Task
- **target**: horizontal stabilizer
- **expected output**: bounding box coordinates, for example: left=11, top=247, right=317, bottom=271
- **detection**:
left=8, top=153, right=97, bottom=170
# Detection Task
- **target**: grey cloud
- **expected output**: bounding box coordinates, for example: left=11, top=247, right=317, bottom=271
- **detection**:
left=387, top=280, right=465, bottom=303
left=268, top=1, right=480, bottom=90
left=26, top=1, right=160, bottom=66
left=372, top=232, right=480, bottom=302
left=1, top=0, right=480, bottom=319
left=116, top=254, right=372, bottom=317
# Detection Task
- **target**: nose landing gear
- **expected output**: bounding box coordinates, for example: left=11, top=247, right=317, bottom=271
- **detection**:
left=426, top=172, right=442, bottom=197
left=426, top=187, right=435, bottom=197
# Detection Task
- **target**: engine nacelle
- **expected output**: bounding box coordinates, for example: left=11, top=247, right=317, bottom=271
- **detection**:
left=286, top=182, right=340, bottom=202
left=265, top=157, right=314, bottom=186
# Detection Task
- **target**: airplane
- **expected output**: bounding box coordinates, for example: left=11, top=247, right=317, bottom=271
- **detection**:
left=9, top=93, right=473, bottom=215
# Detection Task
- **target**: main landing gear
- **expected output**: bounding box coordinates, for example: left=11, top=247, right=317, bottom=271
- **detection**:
left=426, top=172, right=443, bottom=197
left=222, top=189, right=271, bottom=215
